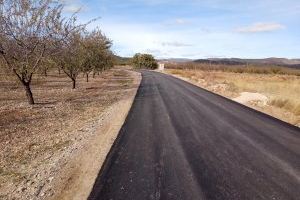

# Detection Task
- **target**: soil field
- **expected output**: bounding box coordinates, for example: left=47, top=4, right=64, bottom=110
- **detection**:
left=0, top=67, right=140, bottom=199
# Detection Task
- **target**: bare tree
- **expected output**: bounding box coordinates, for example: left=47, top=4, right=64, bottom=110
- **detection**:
left=49, top=10, right=97, bottom=88
left=57, top=32, right=86, bottom=89
left=81, top=35, right=94, bottom=82
left=81, top=30, right=112, bottom=82
left=0, top=0, right=115, bottom=102
left=0, top=0, right=64, bottom=104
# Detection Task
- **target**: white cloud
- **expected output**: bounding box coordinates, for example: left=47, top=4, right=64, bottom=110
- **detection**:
left=99, top=20, right=234, bottom=58
left=64, top=4, right=82, bottom=13
left=60, top=0, right=87, bottom=13
left=160, top=41, right=192, bottom=47
left=145, top=49, right=162, bottom=54
left=162, top=18, right=191, bottom=26
left=236, top=22, right=285, bottom=33
left=175, top=18, right=188, bottom=24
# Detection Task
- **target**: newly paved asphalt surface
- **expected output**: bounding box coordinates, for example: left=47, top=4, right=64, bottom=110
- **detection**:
left=89, top=70, right=300, bottom=200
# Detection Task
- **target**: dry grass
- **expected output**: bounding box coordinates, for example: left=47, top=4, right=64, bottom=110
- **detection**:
left=270, top=99, right=300, bottom=116
left=166, top=62, right=300, bottom=76
left=166, top=68, right=300, bottom=126
left=0, top=68, right=136, bottom=198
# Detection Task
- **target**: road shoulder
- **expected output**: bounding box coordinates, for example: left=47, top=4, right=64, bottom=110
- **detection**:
left=50, top=70, right=141, bottom=200
left=160, top=69, right=300, bottom=127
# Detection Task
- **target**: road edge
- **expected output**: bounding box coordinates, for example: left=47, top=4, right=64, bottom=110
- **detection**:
left=49, top=70, right=142, bottom=200
left=158, top=70, right=300, bottom=130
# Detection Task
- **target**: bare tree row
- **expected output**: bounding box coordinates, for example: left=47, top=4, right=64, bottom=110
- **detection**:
left=0, top=0, right=114, bottom=105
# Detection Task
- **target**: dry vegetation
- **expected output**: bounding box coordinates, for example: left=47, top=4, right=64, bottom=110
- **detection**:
left=166, top=65, right=300, bottom=126
left=0, top=0, right=143, bottom=199
left=0, top=1, right=140, bottom=199
left=166, top=62, right=300, bottom=76
left=0, top=68, right=138, bottom=199
left=0, top=0, right=114, bottom=105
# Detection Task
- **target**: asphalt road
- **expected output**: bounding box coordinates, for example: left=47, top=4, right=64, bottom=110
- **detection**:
left=89, top=70, right=300, bottom=200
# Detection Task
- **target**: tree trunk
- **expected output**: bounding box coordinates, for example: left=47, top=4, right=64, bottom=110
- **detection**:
left=72, top=78, right=76, bottom=89
left=58, top=68, right=61, bottom=75
left=93, top=72, right=95, bottom=78
left=44, top=69, right=47, bottom=77
left=86, top=73, right=89, bottom=82
left=23, top=83, right=34, bottom=105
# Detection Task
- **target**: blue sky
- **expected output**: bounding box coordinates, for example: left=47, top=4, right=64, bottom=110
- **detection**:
left=62, top=0, right=300, bottom=59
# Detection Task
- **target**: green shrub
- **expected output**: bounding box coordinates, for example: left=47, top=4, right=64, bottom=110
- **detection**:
left=132, top=53, right=158, bottom=69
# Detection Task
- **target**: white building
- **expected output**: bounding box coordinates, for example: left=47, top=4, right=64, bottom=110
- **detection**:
left=158, top=63, right=165, bottom=71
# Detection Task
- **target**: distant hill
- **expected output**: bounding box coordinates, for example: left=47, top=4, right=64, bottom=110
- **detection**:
left=159, top=58, right=193, bottom=63
left=194, top=58, right=300, bottom=69
left=114, top=55, right=131, bottom=65
left=115, top=56, right=300, bottom=69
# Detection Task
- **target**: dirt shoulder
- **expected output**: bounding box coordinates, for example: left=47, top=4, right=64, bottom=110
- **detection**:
left=163, top=69, right=300, bottom=127
left=0, top=68, right=141, bottom=199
